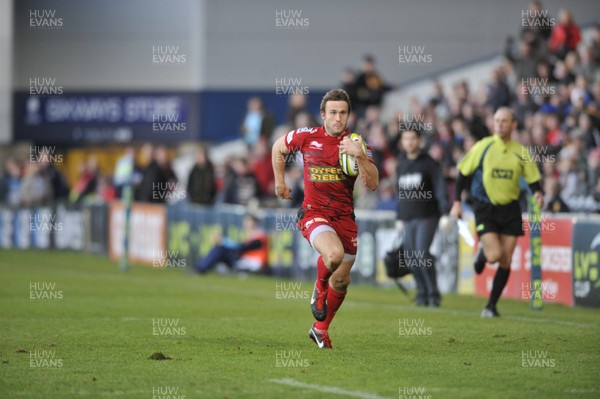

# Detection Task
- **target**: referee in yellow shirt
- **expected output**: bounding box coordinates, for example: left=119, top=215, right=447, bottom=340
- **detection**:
left=450, top=107, right=544, bottom=318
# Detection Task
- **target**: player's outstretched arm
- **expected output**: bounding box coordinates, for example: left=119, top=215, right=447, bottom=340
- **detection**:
left=272, top=136, right=293, bottom=200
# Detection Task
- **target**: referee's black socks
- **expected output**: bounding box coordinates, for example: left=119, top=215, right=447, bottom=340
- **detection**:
left=487, top=267, right=511, bottom=310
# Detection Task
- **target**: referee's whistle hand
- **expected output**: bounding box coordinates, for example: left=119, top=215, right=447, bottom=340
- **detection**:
left=533, top=191, right=544, bottom=208
left=449, top=201, right=462, bottom=219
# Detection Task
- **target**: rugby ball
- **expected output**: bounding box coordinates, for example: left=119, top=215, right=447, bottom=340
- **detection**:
left=339, top=133, right=367, bottom=176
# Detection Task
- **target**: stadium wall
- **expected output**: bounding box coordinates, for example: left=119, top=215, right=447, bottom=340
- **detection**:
left=0, top=0, right=12, bottom=144
left=11, top=0, right=600, bottom=144
left=2, top=202, right=600, bottom=307
left=13, top=0, right=600, bottom=91
left=203, top=0, right=600, bottom=89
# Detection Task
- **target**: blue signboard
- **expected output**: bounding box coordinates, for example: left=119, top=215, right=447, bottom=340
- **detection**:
left=13, top=91, right=200, bottom=143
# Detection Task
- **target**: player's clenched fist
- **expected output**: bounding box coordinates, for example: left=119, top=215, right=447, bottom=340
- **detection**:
left=275, top=183, right=292, bottom=200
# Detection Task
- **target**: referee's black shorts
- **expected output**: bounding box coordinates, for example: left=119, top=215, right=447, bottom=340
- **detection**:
left=473, top=200, right=524, bottom=237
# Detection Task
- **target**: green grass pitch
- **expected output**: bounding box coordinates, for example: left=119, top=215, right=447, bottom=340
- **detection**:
left=1, top=249, right=599, bottom=399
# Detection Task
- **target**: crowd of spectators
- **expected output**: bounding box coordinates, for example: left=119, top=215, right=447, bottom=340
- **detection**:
left=1, top=3, right=599, bottom=213
left=0, top=148, right=70, bottom=207
left=217, top=6, right=599, bottom=214
left=0, top=144, right=177, bottom=206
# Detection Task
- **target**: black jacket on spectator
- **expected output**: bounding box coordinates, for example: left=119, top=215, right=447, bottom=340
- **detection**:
left=187, top=163, right=216, bottom=205
left=396, top=152, right=449, bottom=221
left=137, top=161, right=177, bottom=203
left=41, top=165, right=69, bottom=200
left=466, top=115, right=490, bottom=141
left=222, top=167, right=259, bottom=206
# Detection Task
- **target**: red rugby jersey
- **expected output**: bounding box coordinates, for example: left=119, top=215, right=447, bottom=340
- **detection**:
left=284, top=126, right=374, bottom=217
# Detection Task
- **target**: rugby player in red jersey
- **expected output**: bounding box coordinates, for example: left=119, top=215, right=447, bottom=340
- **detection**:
left=271, top=89, right=379, bottom=348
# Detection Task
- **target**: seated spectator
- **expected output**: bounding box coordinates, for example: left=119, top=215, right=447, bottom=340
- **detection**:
left=222, top=156, right=260, bottom=206
left=590, top=81, right=600, bottom=115
left=341, top=68, right=359, bottom=110
left=553, top=59, right=576, bottom=86
left=374, top=178, right=396, bottom=211
left=20, top=163, right=51, bottom=207
left=544, top=176, right=569, bottom=213
left=366, top=122, right=390, bottom=178
left=486, top=68, right=511, bottom=110
left=292, top=111, right=317, bottom=132
left=558, top=156, right=587, bottom=207
left=97, top=174, right=116, bottom=202
left=504, top=38, right=541, bottom=83
left=591, top=23, right=600, bottom=65
left=513, top=82, right=538, bottom=128
left=461, top=102, right=489, bottom=141
left=37, top=148, right=69, bottom=201
left=549, top=9, right=581, bottom=60
left=70, top=157, right=99, bottom=203
left=113, top=147, right=135, bottom=199
left=355, top=55, right=389, bottom=116
left=240, top=97, right=275, bottom=148
left=428, top=82, right=450, bottom=121
left=520, top=1, right=552, bottom=51
left=249, top=140, right=275, bottom=200
left=544, top=112, right=564, bottom=148
left=194, top=215, right=269, bottom=274
left=137, top=145, right=178, bottom=203
left=578, top=112, right=600, bottom=150
left=187, top=145, right=216, bottom=205
left=0, top=158, right=23, bottom=206
left=575, top=47, right=599, bottom=85
left=133, top=143, right=154, bottom=200
left=285, top=93, right=309, bottom=128
left=587, top=148, right=600, bottom=202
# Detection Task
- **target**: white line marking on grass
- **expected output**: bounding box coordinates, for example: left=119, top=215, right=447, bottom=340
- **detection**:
left=502, top=314, right=596, bottom=328
left=564, top=388, right=600, bottom=393
left=426, top=306, right=599, bottom=329
left=270, top=378, right=393, bottom=399
left=427, top=387, right=598, bottom=395
left=344, top=300, right=600, bottom=329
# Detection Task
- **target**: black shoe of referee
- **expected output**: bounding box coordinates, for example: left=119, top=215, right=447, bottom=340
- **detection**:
left=474, top=244, right=487, bottom=275
left=481, top=307, right=500, bottom=318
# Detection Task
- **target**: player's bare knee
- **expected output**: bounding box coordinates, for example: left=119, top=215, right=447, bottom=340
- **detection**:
left=499, top=255, right=512, bottom=269
left=484, top=249, right=501, bottom=264
left=324, top=248, right=344, bottom=268
left=330, top=275, right=351, bottom=291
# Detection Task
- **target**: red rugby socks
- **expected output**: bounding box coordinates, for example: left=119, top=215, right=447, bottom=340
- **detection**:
left=316, top=256, right=332, bottom=292
left=314, top=288, right=346, bottom=331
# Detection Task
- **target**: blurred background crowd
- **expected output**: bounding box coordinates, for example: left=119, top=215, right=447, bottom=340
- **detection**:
left=1, top=3, right=599, bottom=213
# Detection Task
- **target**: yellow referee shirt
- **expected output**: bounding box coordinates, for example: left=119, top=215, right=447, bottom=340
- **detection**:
left=457, top=134, right=541, bottom=205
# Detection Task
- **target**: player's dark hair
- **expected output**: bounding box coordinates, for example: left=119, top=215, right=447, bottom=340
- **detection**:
left=320, top=89, right=352, bottom=114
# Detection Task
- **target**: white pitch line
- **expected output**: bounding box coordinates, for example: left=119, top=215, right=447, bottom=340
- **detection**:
left=344, top=300, right=600, bottom=329
left=55, top=268, right=597, bottom=330
left=270, top=378, right=393, bottom=399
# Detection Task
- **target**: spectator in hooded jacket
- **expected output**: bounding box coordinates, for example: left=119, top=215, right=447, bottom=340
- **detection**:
left=187, top=145, right=216, bottom=205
